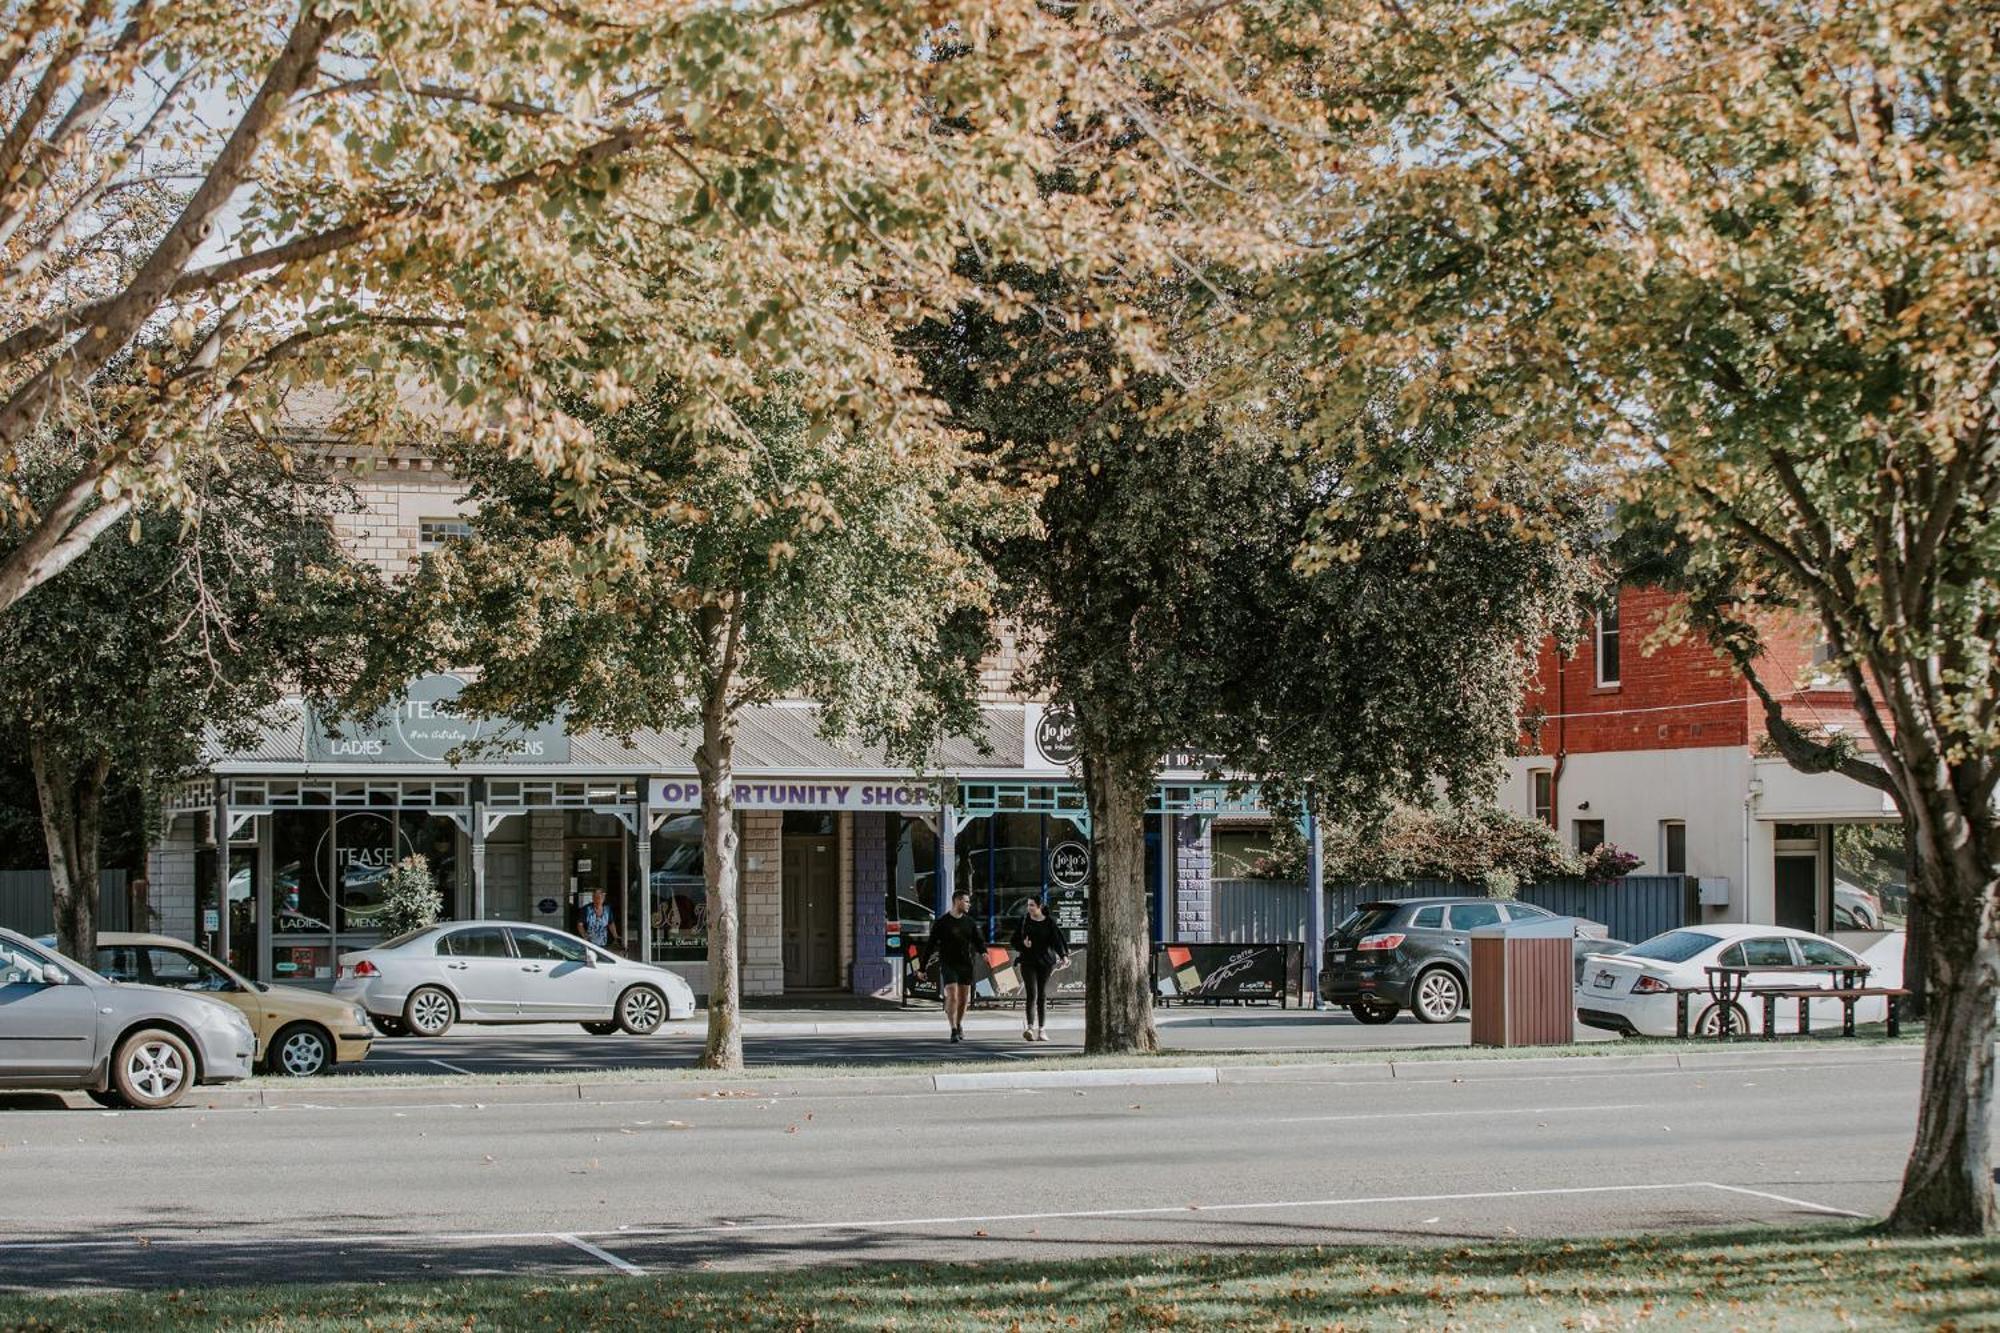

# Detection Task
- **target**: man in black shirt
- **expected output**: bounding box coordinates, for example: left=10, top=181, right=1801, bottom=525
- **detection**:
left=920, top=888, right=985, bottom=1042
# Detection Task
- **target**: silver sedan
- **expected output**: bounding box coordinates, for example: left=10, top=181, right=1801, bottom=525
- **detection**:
left=0, top=926, right=257, bottom=1109
left=335, top=921, right=696, bottom=1038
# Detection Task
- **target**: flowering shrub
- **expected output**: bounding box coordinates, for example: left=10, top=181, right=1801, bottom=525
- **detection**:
left=1581, top=842, right=1644, bottom=883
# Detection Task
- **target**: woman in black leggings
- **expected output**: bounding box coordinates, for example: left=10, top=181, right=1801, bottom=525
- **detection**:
left=1010, top=897, right=1070, bottom=1042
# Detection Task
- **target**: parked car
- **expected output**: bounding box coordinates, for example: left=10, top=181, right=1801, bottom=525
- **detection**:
left=1576, top=924, right=1902, bottom=1037
left=56, top=932, right=372, bottom=1077
left=1318, top=897, right=1607, bottom=1024
left=1573, top=937, right=1631, bottom=987
left=335, top=921, right=697, bottom=1037
left=0, top=926, right=256, bottom=1109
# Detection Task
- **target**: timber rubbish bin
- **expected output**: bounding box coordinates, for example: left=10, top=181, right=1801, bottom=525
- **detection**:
left=1469, top=915, right=1586, bottom=1048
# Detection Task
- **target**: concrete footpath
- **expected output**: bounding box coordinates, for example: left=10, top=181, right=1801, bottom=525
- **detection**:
left=176, top=1039, right=1921, bottom=1111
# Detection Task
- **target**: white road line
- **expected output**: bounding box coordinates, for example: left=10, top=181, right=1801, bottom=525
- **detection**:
left=428, top=1060, right=476, bottom=1075
left=556, top=1233, right=645, bottom=1275
left=0, top=1180, right=1861, bottom=1254
left=1700, top=1181, right=1871, bottom=1219
left=1266, top=1102, right=1649, bottom=1125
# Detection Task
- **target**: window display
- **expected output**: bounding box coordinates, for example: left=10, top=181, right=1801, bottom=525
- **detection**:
left=649, top=811, right=707, bottom=960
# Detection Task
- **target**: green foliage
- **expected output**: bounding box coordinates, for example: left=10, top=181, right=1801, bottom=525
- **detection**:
left=375, top=856, right=442, bottom=939
left=376, top=374, right=1004, bottom=763
left=1320, top=806, right=1583, bottom=887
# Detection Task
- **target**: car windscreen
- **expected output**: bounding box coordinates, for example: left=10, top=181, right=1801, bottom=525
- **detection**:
left=1333, top=906, right=1399, bottom=942
left=1621, top=930, right=1722, bottom=964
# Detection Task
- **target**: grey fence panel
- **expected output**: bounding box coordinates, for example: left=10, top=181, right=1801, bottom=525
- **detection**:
left=1516, top=876, right=1693, bottom=945
left=1209, top=874, right=1692, bottom=948
left=0, top=869, right=130, bottom=937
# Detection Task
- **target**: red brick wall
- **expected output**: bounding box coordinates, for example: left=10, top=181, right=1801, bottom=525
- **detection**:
left=1519, top=587, right=1749, bottom=756
left=1517, top=588, right=1879, bottom=758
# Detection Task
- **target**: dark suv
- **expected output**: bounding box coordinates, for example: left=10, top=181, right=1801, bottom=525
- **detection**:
left=1320, top=897, right=1561, bottom=1024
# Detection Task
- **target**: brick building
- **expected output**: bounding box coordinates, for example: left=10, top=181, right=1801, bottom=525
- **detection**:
left=1499, top=586, right=1901, bottom=934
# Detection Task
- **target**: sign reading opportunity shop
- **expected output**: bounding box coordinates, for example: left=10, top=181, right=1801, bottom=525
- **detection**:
left=649, top=777, right=942, bottom=812
left=307, top=674, right=571, bottom=765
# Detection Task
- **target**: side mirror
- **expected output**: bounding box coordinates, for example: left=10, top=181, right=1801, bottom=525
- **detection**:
left=39, top=966, right=68, bottom=986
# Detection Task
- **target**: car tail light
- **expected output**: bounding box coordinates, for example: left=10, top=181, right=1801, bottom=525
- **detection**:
left=1356, top=933, right=1406, bottom=951
left=341, top=959, right=379, bottom=979
left=1630, top=974, right=1671, bottom=994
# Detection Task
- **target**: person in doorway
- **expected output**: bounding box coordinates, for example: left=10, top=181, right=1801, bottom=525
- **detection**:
left=580, top=888, right=621, bottom=950
left=1010, top=896, right=1070, bottom=1042
left=919, top=888, right=985, bottom=1043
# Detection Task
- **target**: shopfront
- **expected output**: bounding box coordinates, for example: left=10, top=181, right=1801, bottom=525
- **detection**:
left=154, top=682, right=1247, bottom=997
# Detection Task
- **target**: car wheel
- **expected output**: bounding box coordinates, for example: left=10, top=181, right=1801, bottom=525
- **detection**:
left=1348, top=999, right=1400, bottom=1025
left=86, top=1088, right=126, bottom=1109
left=1695, top=1002, right=1750, bottom=1038
left=1411, top=968, right=1465, bottom=1024
left=370, top=1016, right=407, bottom=1038
left=616, top=985, right=666, bottom=1036
left=269, top=1024, right=333, bottom=1077
left=582, top=1021, right=620, bottom=1036
left=403, top=986, right=456, bottom=1038
left=111, top=1028, right=195, bottom=1109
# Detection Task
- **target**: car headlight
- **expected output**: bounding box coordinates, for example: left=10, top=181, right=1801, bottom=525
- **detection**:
left=352, top=1005, right=371, bottom=1028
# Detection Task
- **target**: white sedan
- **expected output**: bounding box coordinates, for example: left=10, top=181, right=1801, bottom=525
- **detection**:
left=336, top=922, right=696, bottom=1038
left=1577, top=923, right=1904, bottom=1038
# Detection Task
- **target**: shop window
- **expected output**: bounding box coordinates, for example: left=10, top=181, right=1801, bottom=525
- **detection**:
left=1595, top=598, right=1621, bottom=686
left=649, top=811, right=708, bottom=960
left=1575, top=819, right=1606, bottom=854
left=887, top=815, right=938, bottom=954
left=1661, top=821, right=1687, bottom=875
left=954, top=813, right=1090, bottom=946
left=1832, top=823, right=1907, bottom=930
left=783, top=812, right=836, bottom=837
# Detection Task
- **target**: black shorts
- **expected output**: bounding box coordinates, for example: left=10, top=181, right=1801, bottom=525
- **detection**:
left=938, top=964, right=975, bottom=987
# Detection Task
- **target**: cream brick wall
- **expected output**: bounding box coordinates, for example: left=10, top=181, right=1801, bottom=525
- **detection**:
left=977, top=619, right=1039, bottom=703
left=330, top=454, right=471, bottom=575
left=146, top=817, right=201, bottom=942
left=739, top=811, right=784, bottom=995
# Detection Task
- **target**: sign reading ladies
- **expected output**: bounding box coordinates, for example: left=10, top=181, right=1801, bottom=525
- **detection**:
left=308, top=674, right=571, bottom=765
left=649, top=777, right=942, bottom=812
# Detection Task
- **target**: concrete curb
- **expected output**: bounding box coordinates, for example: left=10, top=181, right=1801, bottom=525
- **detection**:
left=934, top=1066, right=1219, bottom=1092
left=172, top=1039, right=1923, bottom=1112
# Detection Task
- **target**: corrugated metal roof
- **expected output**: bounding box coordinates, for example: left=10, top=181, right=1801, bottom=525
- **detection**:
left=208, top=700, right=1024, bottom=777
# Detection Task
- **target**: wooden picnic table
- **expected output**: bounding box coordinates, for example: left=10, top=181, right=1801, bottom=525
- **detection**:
left=1677, top=963, right=1900, bottom=1039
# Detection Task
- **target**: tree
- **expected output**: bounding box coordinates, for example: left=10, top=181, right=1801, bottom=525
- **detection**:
left=373, top=378, right=1002, bottom=1070
left=0, top=0, right=1317, bottom=612
left=907, top=269, right=1592, bottom=1054
left=1230, top=0, right=2000, bottom=1233
left=0, top=438, right=378, bottom=959
left=375, top=855, right=442, bottom=939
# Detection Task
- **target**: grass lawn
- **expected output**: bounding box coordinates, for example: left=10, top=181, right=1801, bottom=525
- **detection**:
left=1, top=1224, right=1991, bottom=1331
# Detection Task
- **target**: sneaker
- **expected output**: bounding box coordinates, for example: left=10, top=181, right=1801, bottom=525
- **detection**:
left=1023, top=1027, right=1035, bottom=1041
left=1034, top=1027, right=1046, bottom=1042
left=950, top=1028, right=962, bottom=1043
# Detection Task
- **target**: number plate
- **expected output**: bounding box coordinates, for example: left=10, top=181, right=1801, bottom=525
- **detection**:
left=1331, top=952, right=1348, bottom=964
left=1593, top=970, right=1616, bottom=989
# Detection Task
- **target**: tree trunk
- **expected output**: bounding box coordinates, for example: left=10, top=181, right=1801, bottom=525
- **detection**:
left=695, top=604, right=745, bottom=1072
left=1082, top=754, right=1157, bottom=1055
left=1885, top=792, right=1998, bottom=1235
left=1900, top=819, right=1928, bottom=1020
left=30, top=741, right=110, bottom=963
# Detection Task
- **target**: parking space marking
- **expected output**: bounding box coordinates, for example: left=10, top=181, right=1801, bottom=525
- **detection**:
left=1699, top=1182, right=1870, bottom=1219
left=557, top=1233, right=645, bottom=1275
left=0, top=1179, right=1871, bottom=1257
left=1267, top=1101, right=1649, bottom=1125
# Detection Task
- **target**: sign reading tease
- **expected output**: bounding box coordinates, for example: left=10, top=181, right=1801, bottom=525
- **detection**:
left=308, top=674, right=570, bottom=765
left=649, top=778, right=941, bottom=812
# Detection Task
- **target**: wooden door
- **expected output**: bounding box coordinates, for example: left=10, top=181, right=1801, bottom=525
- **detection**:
left=782, top=835, right=840, bottom=988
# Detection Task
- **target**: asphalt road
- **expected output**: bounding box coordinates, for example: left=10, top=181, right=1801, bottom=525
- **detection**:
left=345, top=1008, right=1617, bottom=1077
left=0, top=1046, right=1927, bottom=1290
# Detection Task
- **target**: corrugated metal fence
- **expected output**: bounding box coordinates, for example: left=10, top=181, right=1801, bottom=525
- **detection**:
left=0, top=869, right=130, bottom=938
left=1210, top=875, right=1693, bottom=948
